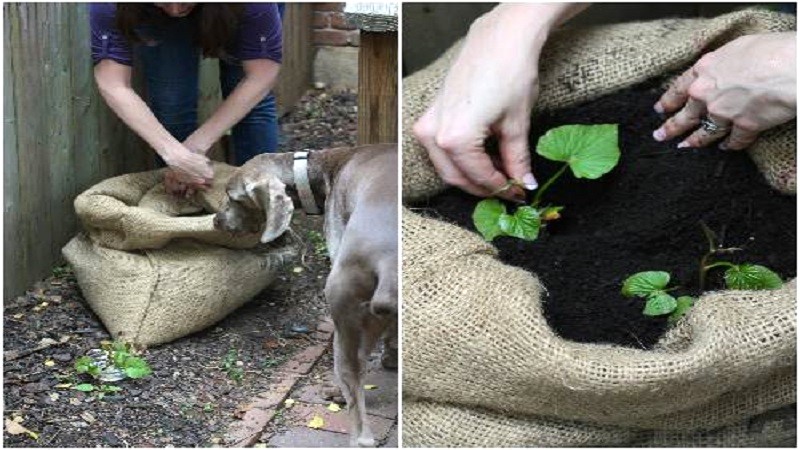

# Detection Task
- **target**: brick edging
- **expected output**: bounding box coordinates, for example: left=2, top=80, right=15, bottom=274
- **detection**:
left=224, top=316, right=335, bottom=447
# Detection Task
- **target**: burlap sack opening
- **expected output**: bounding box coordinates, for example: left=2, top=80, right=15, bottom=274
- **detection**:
left=402, top=10, right=796, bottom=447
left=62, top=163, right=296, bottom=346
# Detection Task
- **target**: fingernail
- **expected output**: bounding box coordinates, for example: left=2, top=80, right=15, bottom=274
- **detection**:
left=653, top=128, right=666, bottom=142
left=522, top=173, right=538, bottom=190
left=654, top=102, right=664, bottom=114
left=677, top=141, right=690, bottom=149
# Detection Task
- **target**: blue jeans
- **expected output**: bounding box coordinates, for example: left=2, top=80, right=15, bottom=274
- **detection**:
left=136, top=18, right=278, bottom=166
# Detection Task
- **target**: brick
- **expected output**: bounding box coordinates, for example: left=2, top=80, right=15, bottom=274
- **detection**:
left=225, top=407, right=277, bottom=447
left=252, top=374, right=300, bottom=409
left=283, top=344, right=328, bottom=374
left=313, top=3, right=345, bottom=13
left=316, top=317, right=335, bottom=333
left=314, top=29, right=350, bottom=47
left=330, top=12, right=356, bottom=30
left=268, top=427, right=350, bottom=448
left=312, top=11, right=330, bottom=29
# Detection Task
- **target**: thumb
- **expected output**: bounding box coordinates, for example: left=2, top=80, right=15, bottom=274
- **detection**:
left=499, top=127, right=536, bottom=190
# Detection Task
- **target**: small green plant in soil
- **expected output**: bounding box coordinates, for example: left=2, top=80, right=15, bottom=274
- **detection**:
left=473, top=124, right=620, bottom=242
left=73, top=340, right=152, bottom=396
left=307, top=230, right=327, bottom=256
left=220, top=348, right=244, bottom=382
left=622, top=222, right=782, bottom=322
left=697, top=221, right=782, bottom=291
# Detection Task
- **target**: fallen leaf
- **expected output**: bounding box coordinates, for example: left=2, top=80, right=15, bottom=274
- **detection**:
left=54, top=383, right=72, bottom=389
left=49, top=393, right=60, bottom=402
left=326, top=403, right=342, bottom=412
left=307, top=415, right=324, bottom=429
left=44, top=360, right=56, bottom=367
left=283, top=398, right=296, bottom=408
left=254, top=444, right=267, bottom=448
left=38, top=338, right=57, bottom=347
left=292, top=266, right=304, bottom=274
left=5, top=418, right=39, bottom=440
left=80, top=412, right=96, bottom=424
left=12, top=314, right=23, bottom=319
left=262, top=339, right=281, bottom=350
left=39, top=302, right=49, bottom=308
left=364, top=385, right=378, bottom=390
left=32, top=307, right=42, bottom=312
left=69, top=398, right=81, bottom=406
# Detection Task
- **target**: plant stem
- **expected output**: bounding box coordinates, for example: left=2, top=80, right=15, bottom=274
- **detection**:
left=704, top=262, right=736, bottom=271
left=532, top=163, right=569, bottom=207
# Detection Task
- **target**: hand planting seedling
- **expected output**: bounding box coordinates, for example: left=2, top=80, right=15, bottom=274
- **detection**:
left=473, top=124, right=620, bottom=241
left=623, top=222, right=782, bottom=322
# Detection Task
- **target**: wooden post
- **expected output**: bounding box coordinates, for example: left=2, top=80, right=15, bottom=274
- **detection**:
left=357, top=31, right=397, bottom=145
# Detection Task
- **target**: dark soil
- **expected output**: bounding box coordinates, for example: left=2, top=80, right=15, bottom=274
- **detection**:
left=416, top=81, right=796, bottom=349
left=3, top=88, right=357, bottom=447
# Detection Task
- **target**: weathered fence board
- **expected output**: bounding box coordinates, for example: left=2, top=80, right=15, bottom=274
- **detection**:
left=5, top=3, right=312, bottom=299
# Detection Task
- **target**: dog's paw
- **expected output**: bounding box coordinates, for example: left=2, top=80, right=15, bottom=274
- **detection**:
left=355, top=436, right=376, bottom=448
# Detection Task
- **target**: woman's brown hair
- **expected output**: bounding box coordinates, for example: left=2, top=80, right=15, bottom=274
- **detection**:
left=116, top=3, right=245, bottom=59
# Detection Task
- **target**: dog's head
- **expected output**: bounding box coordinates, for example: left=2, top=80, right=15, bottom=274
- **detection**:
left=213, top=163, right=294, bottom=243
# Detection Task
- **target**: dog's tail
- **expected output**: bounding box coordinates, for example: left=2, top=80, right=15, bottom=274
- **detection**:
left=370, top=260, right=397, bottom=317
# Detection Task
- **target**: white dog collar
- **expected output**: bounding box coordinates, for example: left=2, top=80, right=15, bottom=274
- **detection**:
left=293, top=151, right=322, bottom=215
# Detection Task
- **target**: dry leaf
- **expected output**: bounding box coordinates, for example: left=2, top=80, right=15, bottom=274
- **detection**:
left=307, top=415, right=324, bottom=429
left=364, top=384, right=378, bottom=390
left=292, top=267, right=304, bottom=274
left=80, top=412, right=96, bottom=424
left=44, top=360, right=55, bottom=367
left=49, top=393, right=59, bottom=402
left=54, top=383, right=72, bottom=389
left=12, top=314, right=23, bottom=320
left=326, top=403, right=342, bottom=412
left=5, top=418, right=39, bottom=440
left=283, top=398, right=296, bottom=408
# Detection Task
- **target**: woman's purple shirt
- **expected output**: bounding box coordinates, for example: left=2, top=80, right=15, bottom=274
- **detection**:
left=89, top=3, right=282, bottom=66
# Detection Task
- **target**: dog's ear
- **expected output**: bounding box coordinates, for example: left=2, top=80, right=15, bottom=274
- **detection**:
left=245, top=175, right=294, bottom=243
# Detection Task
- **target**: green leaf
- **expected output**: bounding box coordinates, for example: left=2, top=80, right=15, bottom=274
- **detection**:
left=668, top=296, right=696, bottom=323
left=536, top=124, right=620, bottom=179
left=498, top=206, right=541, bottom=241
left=621, top=271, right=671, bottom=298
left=472, top=199, right=506, bottom=241
left=643, top=293, right=678, bottom=316
left=74, top=356, right=94, bottom=374
left=73, top=383, right=95, bottom=392
left=724, top=264, right=782, bottom=290
left=123, top=357, right=152, bottom=379
left=101, top=385, right=122, bottom=393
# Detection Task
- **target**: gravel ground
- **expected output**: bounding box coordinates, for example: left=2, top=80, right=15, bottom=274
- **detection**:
left=3, top=88, right=358, bottom=448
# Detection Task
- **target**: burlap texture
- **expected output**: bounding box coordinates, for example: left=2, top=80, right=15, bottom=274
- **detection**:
left=62, top=164, right=295, bottom=346
left=402, top=209, right=796, bottom=446
left=402, top=10, right=797, bottom=201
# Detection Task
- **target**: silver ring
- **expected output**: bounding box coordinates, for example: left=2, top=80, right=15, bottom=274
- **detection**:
left=700, top=117, right=728, bottom=134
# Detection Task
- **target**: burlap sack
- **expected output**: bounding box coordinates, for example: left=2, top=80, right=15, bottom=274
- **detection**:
left=403, top=9, right=797, bottom=201
left=62, top=163, right=295, bottom=346
left=402, top=10, right=796, bottom=447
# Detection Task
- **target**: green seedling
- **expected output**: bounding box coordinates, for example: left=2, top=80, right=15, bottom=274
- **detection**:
left=307, top=230, right=327, bottom=256
left=73, top=340, right=152, bottom=398
left=621, top=271, right=696, bottom=322
left=473, top=124, right=620, bottom=242
left=220, top=349, right=244, bottom=382
left=698, top=221, right=782, bottom=291
left=103, top=340, right=152, bottom=379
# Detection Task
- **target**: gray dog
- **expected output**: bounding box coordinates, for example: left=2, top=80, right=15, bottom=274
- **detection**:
left=214, top=144, right=398, bottom=447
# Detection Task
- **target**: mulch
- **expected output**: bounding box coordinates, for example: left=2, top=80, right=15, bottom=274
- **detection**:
left=417, top=80, right=796, bottom=349
left=3, top=88, right=358, bottom=447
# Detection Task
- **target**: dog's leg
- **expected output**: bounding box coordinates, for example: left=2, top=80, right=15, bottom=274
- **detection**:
left=327, top=268, right=376, bottom=447
left=381, top=321, right=398, bottom=370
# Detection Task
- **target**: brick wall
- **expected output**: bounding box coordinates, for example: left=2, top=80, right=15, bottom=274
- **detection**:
left=312, top=3, right=360, bottom=47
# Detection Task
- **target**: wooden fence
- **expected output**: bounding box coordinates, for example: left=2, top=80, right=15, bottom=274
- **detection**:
left=3, top=3, right=312, bottom=299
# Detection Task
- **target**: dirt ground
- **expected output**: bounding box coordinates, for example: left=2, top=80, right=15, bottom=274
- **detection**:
left=3, top=89, right=362, bottom=447
left=420, top=80, right=797, bottom=349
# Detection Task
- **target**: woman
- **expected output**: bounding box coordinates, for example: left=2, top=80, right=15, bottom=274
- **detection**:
left=90, top=3, right=283, bottom=195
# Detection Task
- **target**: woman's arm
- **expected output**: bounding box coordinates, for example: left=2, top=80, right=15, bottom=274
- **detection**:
left=183, top=59, right=281, bottom=154
left=93, top=59, right=214, bottom=186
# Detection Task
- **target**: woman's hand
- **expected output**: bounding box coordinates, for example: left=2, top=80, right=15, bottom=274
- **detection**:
left=163, top=146, right=214, bottom=189
left=653, top=32, right=796, bottom=150
left=413, top=3, right=588, bottom=201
